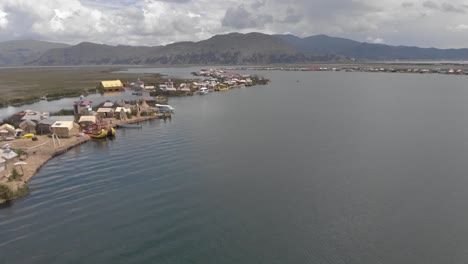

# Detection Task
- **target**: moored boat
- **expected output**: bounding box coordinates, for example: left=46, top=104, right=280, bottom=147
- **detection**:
left=89, top=128, right=116, bottom=139
left=155, top=104, right=175, bottom=114
left=83, top=121, right=116, bottom=139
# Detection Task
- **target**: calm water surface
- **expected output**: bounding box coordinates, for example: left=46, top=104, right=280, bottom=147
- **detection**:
left=2, top=71, right=468, bottom=263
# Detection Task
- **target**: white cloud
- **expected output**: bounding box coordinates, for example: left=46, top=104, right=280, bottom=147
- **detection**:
left=0, top=9, right=8, bottom=29
left=448, top=24, right=468, bottom=32
left=367, top=36, right=385, bottom=44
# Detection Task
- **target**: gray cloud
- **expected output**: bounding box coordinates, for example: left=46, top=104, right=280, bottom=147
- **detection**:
left=222, top=5, right=257, bottom=29
left=401, top=2, right=414, bottom=8
left=423, top=1, right=466, bottom=13
left=251, top=0, right=266, bottom=9
left=0, top=0, right=468, bottom=48
left=157, top=0, right=191, bottom=3
left=441, top=3, right=465, bottom=13
left=281, top=7, right=303, bottom=24
left=423, top=1, right=438, bottom=9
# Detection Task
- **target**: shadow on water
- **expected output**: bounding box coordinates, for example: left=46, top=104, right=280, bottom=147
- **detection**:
left=0, top=200, right=15, bottom=209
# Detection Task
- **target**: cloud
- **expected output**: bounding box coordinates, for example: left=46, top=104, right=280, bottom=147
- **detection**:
left=448, top=24, right=468, bottom=32
left=281, top=7, right=304, bottom=24
left=0, top=9, right=7, bottom=29
left=401, top=2, right=413, bottom=8
left=367, top=36, right=385, bottom=44
left=0, top=0, right=468, bottom=48
left=221, top=5, right=256, bottom=29
left=441, top=3, right=465, bottom=13
left=423, top=1, right=467, bottom=13
left=423, top=1, right=438, bottom=9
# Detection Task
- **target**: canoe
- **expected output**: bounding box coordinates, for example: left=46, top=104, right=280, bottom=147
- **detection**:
left=116, top=123, right=142, bottom=129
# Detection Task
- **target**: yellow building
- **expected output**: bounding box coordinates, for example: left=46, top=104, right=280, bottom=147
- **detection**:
left=98, top=80, right=124, bottom=91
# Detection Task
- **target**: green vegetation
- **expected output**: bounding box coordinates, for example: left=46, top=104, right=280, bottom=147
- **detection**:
left=9, top=169, right=22, bottom=182
left=0, top=67, right=165, bottom=107
left=0, top=185, right=30, bottom=203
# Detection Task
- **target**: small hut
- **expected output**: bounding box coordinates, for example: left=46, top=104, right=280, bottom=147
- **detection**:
left=102, top=102, right=114, bottom=108
left=19, top=119, right=37, bottom=134
left=36, top=119, right=55, bottom=135
left=98, top=80, right=124, bottom=91
left=0, top=124, right=15, bottom=137
left=1, top=149, right=18, bottom=163
left=51, top=121, right=75, bottom=138
left=78, top=116, right=97, bottom=130
left=37, top=116, right=74, bottom=135
left=96, top=108, right=114, bottom=118
left=73, top=98, right=92, bottom=115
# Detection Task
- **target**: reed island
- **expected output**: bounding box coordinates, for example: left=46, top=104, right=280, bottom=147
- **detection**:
left=0, top=67, right=269, bottom=204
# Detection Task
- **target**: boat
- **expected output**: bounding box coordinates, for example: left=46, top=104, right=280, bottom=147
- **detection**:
left=199, top=87, right=209, bottom=95
left=116, top=123, right=142, bottom=129
left=155, top=104, right=175, bottom=114
left=23, top=133, right=34, bottom=139
left=84, top=121, right=116, bottom=139
left=89, top=128, right=116, bottom=139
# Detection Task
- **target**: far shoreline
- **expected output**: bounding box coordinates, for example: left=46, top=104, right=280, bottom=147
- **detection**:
left=3, top=62, right=468, bottom=109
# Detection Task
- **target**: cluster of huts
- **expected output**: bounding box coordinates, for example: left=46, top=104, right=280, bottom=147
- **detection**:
left=92, top=97, right=171, bottom=120
left=228, top=66, right=468, bottom=75
left=191, top=69, right=254, bottom=87
left=1, top=110, right=78, bottom=139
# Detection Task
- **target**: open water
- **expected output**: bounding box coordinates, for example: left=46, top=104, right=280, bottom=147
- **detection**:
left=2, top=70, right=468, bottom=263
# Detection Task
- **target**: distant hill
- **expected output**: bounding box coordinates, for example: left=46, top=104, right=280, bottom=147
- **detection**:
left=0, top=40, right=70, bottom=66
left=275, top=34, right=361, bottom=55
left=30, top=42, right=156, bottom=65
left=276, top=34, right=468, bottom=61
left=4, top=33, right=468, bottom=66
left=342, top=43, right=468, bottom=60
left=30, top=32, right=344, bottom=65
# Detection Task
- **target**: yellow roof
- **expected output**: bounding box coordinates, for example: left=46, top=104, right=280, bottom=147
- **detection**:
left=100, top=80, right=123, bottom=88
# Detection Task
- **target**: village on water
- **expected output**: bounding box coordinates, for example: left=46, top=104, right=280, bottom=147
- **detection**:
left=0, top=69, right=268, bottom=202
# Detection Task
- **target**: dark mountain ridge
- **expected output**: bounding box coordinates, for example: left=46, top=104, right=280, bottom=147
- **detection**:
left=30, top=32, right=343, bottom=65
left=2, top=32, right=468, bottom=66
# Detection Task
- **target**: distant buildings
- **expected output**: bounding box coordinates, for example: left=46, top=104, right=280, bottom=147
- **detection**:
left=73, top=96, right=92, bottom=115
left=98, top=80, right=124, bottom=92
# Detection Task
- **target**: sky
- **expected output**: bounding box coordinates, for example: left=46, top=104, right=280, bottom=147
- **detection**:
left=1, top=0, right=468, bottom=48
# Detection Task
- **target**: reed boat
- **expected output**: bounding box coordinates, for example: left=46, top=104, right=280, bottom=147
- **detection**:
left=83, top=121, right=116, bottom=139
left=89, top=128, right=116, bottom=139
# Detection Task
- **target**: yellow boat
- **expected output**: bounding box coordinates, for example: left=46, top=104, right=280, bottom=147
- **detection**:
left=90, top=128, right=116, bottom=139
left=23, top=133, right=34, bottom=139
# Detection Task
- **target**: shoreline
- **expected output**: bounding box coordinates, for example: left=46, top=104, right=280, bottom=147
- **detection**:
left=0, top=115, right=164, bottom=203
left=0, top=69, right=268, bottom=204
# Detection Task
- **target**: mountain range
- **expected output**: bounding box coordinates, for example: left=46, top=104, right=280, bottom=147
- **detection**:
left=1, top=32, right=468, bottom=66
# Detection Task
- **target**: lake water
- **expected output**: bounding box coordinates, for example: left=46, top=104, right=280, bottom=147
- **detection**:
left=2, top=70, right=468, bottom=263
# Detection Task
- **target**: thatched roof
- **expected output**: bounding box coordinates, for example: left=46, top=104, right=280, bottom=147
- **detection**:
left=100, top=80, right=123, bottom=88
left=19, top=119, right=36, bottom=130
left=0, top=124, right=15, bottom=133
